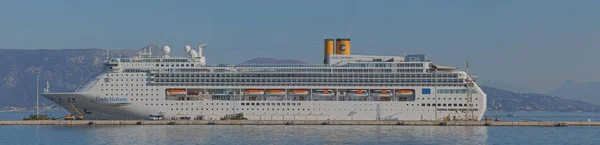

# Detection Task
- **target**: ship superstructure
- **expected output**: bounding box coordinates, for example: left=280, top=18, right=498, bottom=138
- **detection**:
left=42, top=39, right=486, bottom=121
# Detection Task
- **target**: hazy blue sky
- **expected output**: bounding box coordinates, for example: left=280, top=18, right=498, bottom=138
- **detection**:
left=1, top=0, right=599, bottom=92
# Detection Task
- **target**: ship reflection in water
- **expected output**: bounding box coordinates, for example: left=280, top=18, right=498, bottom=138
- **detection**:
left=19, top=126, right=489, bottom=145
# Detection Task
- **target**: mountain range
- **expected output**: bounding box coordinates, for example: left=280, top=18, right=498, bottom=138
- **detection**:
left=548, top=80, right=600, bottom=105
left=483, top=86, right=597, bottom=112
left=480, top=80, right=532, bottom=93
left=0, top=47, right=139, bottom=108
left=0, top=45, right=598, bottom=112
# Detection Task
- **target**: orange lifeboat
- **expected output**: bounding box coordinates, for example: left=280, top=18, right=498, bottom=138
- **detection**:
left=396, top=89, right=414, bottom=95
left=186, top=90, right=199, bottom=95
left=267, top=89, right=286, bottom=96
left=313, top=89, right=334, bottom=97
left=166, top=89, right=186, bottom=95
left=167, top=89, right=185, bottom=93
left=289, top=89, right=308, bottom=96
left=371, top=90, right=392, bottom=97
left=347, top=89, right=368, bottom=97
left=244, top=89, right=264, bottom=96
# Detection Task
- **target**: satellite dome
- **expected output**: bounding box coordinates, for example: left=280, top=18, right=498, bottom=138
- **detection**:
left=163, top=46, right=171, bottom=54
left=189, top=50, right=198, bottom=57
left=184, top=45, right=191, bottom=52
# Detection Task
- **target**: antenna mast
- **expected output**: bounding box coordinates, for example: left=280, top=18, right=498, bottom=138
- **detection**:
left=35, top=70, right=40, bottom=117
left=466, top=61, right=475, bottom=120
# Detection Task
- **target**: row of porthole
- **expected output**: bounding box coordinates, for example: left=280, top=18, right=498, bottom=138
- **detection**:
left=155, top=64, right=195, bottom=67
left=422, top=103, right=478, bottom=107
left=418, top=97, right=478, bottom=101
left=165, top=107, right=437, bottom=112
left=142, top=102, right=429, bottom=106
left=101, top=88, right=158, bottom=91
left=145, top=102, right=478, bottom=109
left=101, top=84, right=146, bottom=87
left=105, top=94, right=159, bottom=97
left=103, top=78, right=147, bottom=81
left=132, top=98, right=163, bottom=101
left=145, top=103, right=232, bottom=106
left=107, top=73, right=148, bottom=77
left=241, top=102, right=301, bottom=106
left=123, top=64, right=156, bottom=66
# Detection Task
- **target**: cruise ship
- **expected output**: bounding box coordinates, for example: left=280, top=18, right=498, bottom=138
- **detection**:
left=42, top=38, right=487, bottom=121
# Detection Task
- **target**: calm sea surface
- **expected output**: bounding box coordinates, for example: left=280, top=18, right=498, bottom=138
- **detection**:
left=0, top=112, right=598, bottom=145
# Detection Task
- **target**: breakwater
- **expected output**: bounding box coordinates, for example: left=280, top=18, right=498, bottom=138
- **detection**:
left=1, top=120, right=599, bottom=126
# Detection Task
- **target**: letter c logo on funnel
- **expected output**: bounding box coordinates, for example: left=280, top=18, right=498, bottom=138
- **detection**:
left=340, top=44, right=346, bottom=52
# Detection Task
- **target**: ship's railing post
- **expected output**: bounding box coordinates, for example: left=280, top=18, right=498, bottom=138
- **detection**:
left=309, top=89, right=313, bottom=101
left=393, top=89, right=396, bottom=101
left=263, top=89, right=266, bottom=101
left=285, top=88, right=288, bottom=101
left=367, top=89, right=370, bottom=101
left=335, top=89, right=339, bottom=101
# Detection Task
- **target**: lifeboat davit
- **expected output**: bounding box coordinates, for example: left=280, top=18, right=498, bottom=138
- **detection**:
left=289, top=89, right=309, bottom=96
left=396, top=89, right=414, bottom=96
left=166, top=89, right=186, bottom=95
left=267, top=89, right=286, bottom=96
left=347, top=89, right=368, bottom=97
left=371, top=90, right=393, bottom=97
left=244, top=89, right=264, bottom=96
left=313, top=89, right=334, bottom=97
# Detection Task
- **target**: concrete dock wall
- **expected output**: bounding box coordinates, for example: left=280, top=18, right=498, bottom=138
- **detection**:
left=1, top=120, right=599, bottom=126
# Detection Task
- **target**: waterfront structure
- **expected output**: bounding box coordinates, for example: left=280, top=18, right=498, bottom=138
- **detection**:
left=42, top=39, right=486, bottom=121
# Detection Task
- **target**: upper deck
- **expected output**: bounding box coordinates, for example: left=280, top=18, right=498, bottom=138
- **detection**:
left=107, top=50, right=458, bottom=74
left=101, top=48, right=471, bottom=89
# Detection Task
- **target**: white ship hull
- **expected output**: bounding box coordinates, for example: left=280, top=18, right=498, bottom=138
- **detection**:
left=43, top=86, right=486, bottom=121
left=41, top=46, right=487, bottom=121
